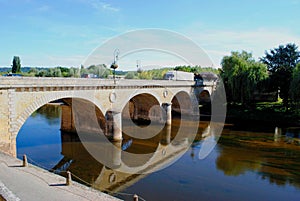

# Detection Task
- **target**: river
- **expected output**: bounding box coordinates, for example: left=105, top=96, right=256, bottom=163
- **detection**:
left=17, top=105, right=300, bottom=201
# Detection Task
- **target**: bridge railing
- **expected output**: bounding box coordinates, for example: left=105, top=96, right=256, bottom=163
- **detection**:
left=0, top=77, right=215, bottom=89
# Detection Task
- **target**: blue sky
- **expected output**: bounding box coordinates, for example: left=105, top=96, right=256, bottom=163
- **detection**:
left=1, top=0, right=300, bottom=69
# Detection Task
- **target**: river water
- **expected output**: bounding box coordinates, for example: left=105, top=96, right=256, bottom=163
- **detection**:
left=17, top=105, right=300, bottom=201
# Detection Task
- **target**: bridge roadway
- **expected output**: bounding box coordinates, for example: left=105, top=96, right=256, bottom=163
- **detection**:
left=0, top=77, right=216, bottom=157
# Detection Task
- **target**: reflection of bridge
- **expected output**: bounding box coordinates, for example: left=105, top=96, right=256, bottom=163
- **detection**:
left=52, top=125, right=191, bottom=194
left=0, top=77, right=216, bottom=156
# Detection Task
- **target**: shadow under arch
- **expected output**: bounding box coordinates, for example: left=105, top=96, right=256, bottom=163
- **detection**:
left=121, top=93, right=163, bottom=167
left=199, top=90, right=212, bottom=116
left=122, top=93, right=163, bottom=126
left=199, top=90, right=211, bottom=104
left=68, top=98, right=107, bottom=136
left=170, top=91, right=199, bottom=139
left=171, top=91, right=198, bottom=116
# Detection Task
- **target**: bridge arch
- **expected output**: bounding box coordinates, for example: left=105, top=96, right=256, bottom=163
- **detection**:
left=198, top=89, right=212, bottom=115
left=14, top=92, right=107, bottom=140
left=122, top=93, right=162, bottom=124
left=171, top=90, right=198, bottom=115
left=199, top=90, right=211, bottom=104
left=113, top=89, right=163, bottom=112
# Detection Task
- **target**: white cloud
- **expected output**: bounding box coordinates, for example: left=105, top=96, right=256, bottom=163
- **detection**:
left=186, top=28, right=300, bottom=67
left=82, top=29, right=215, bottom=70
left=85, top=0, right=120, bottom=12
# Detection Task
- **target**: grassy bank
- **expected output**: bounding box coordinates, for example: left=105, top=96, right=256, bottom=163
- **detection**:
left=226, top=101, right=300, bottom=128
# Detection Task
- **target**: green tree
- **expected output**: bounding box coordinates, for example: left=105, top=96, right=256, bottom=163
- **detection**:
left=290, top=63, right=300, bottom=106
left=26, top=67, right=38, bottom=77
left=53, top=68, right=62, bottom=77
left=174, top=65, right=219, bottom=74
left=85, top=64, right=110, bottom=78
left=12, top=56, right=21, bottom=73
left=58, top=66, right=69, bottom=77
left=37, top=69, right=47, bottom=77
left=125, top=71, right=136, bottom=79
left=28, top=67, right=38, bottom=75
left=69, top=68, right=75, bottom=77
left=221, top=51, right=268, bottom=105
left=260, top=43, right=300, bottom=108
left=45, top=68, right=62, bottom=77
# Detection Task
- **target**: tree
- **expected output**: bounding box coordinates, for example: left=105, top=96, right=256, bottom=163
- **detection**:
left=12, top=56, right=21, bottom=73
left=27, top=67, right=38, bottom=77
left=125, top=71, right=136, bottom=79
left=85, top=64, right=110, bottom=78
left=290, top=63, right=300, bottom=105
left=260, top=43, right=300, bottom=108
left=221, top=51, right=268, bottom=105
left=37, top=70, right=47, bottom=77
left=69, top=68, right=75, bottom=77
left=53, top=68, right=62, bottom=77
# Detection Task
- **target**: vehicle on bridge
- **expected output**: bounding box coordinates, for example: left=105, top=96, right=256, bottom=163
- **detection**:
left=163, top=71, right=194, bottom=81
left=164, top=71, right=219, bottom=87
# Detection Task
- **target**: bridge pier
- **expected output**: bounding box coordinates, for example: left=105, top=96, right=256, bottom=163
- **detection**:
left=106, top=111, right=123, bottom=141
left=111, top=141, right=122, bottom=169
left=111, top=111, right=123, bottom=141
left=160, top=125, right=171, bottom=145
left=162, top=103, right=172, bottom=126
left=61, top=105, right=76, bottom=133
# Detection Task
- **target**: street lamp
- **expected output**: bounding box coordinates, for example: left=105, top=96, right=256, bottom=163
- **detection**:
left=136, top=60, right=142, bottom=73
left=110, top=49, right=120, bottom=84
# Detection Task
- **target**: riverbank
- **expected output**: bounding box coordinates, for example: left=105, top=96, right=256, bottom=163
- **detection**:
left=225, top=103, right=300, bottom=129
left=0, top=152, right=120, bottom=201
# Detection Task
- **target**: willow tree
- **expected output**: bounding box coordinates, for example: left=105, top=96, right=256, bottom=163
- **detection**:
left=221, top=51, right=268, bottom=105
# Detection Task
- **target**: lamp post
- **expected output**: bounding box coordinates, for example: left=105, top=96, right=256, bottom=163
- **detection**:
left=110, top=49, right=119, bottom=84
left=137, top=60, right=142, bottom=73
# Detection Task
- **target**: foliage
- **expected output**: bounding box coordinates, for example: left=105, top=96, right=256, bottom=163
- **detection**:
left=226, top=101, right=299, bottom=126
left=125, top=71, right=137, bottom=79
left=45, top=68, right=62, bottom=77
left=174, top=65, right=219, bottom=74
left=86, top=64, right=110, bottom=78
left=134, top=66, right=218, bottom=80
left=220, top=51, right=268, bottom=105
left=138, top=68, right=172, bottom=80
left=260, top=43, right=300, bottom=108
left=290, top=63, right=300, bottom=104
left=20, top=65, right=103, bottom=78
left=12, top=56, right=21, bottom=73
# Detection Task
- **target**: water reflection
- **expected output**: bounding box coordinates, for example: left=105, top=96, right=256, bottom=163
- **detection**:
left=16, top=105, right=300, bottom=200
left=217, top=129, right=300, bottom=188
left=31, top=104, right=61, bottom=125
left=51, top=125, right=191, bottom=194
left=275, top=127, right=300, bottom=145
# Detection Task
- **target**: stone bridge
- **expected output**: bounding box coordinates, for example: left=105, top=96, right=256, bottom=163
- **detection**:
left=0, top=77, right=216, bottom=156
